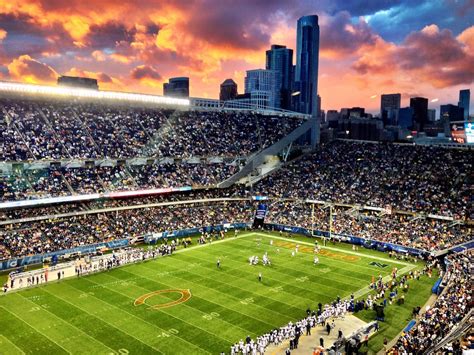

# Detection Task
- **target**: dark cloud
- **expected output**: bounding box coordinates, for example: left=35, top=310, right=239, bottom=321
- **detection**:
left=367, top=0, right=474, bottom=42
left=351, top=61, right=385, bottom=75
left=130, top=65, right=162, bottom=80
left=352, top=25, right=474, bottom=88
left=85, top=21, right=137, bottom=49
left=397, top=26, right=466, bottom=70
left=145, top=23, right=160, bottom=35
left=0, top=13, right=75, bottom=59
left=320, top=11, right=378, bottom=55
left=184, top=3, right=271, bottom=49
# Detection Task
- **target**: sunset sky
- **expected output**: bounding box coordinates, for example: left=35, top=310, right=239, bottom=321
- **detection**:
left=0, top=0, right=473, bottom=115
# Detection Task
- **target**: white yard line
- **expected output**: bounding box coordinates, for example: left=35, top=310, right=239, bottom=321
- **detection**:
left=0, top=306, right=72, bottom=354
left=173, top=233, right=249, bottom=255
left=0, top=334, right=26, bottom=355
left=15, top=292, right=117, bottom=354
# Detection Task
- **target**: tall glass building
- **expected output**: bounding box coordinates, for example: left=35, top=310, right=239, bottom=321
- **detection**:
left=458, top=89, right=470, bottom=120
left=294, top=15, right=320, bottom=116
left=244, top=69, right=280, bottom=109
left=266, top=45, right=293, bottom=110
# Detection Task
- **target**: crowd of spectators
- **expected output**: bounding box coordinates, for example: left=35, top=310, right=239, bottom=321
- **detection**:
left=1, top=97, right=302, bottom=161
left=1, top=197, right=471, bottom=260
left=0, top=163, right=237, bottom=201
left=331, top=211, right=471, bottom=252
left=390, top=251, right=472, bottom=354
left=0, top=187, right=245, bottom=221
left=265, top=203, right=472, bottom=252
left=251, top=141, right=472, bottom=219
left=153, top=111, right=302, bottom=158
left=0, top=201, right=254, bottom=260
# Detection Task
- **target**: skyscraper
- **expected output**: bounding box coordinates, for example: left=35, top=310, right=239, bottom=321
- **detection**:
left=244, top=69, right=280, bottom=109
left=441, top=104, right=464, bottom=122
left=410, top=97, right=428, bottom=131
left=219, top=79, right=238, bottom=101
left=163, top=77, right=189, bottom=98
left=427, top=109, right=436, bottom=122
left=398, top=107, right=414, bottom=129
left=380, top=93, right=401, bottom=125
left=458, top=89, right=470, bottom=120
left=266, top=45, right=293, bottom=110
left=294, top=15, right=320, bottom=117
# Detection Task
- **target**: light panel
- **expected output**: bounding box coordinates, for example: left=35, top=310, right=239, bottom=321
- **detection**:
left=0, top=81, right=190, bottom=106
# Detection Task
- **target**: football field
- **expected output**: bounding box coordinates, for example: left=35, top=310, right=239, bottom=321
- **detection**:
left=0, top=232, right=419, bottom=354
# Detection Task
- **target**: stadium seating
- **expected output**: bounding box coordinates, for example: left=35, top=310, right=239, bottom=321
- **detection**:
left=1, top=97, right=303, bottom=161
left=250, top=140, right=473, bottom=218
left=1, top=197, right=472, bottom=260
left=389, top=252, right=472, bottom=354
left=0, top=163, right=237, bottom=200
left=1, top=98, right=472, bottom=265
left=0, top=201, right=254, bottom=259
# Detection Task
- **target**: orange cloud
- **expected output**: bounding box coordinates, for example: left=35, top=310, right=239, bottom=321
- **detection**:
left=91, top=50, right=106, bottom=62
left=0, top=1, right=472, bottom=114
left=457, top=25, right=474, bottom=51
left=64, top=67, right=124, bottom=90
left=7, top=55, right=58, bottom=84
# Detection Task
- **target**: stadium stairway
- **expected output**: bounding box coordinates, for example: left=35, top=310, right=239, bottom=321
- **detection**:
left=218, top=119, right=314, bottom=188
left=139, top=109, right=183, bottom=157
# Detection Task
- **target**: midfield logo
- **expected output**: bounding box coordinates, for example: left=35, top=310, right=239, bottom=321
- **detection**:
left=369, top=262, right=388, bottom=268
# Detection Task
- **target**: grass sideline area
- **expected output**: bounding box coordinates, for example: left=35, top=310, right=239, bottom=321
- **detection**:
left=0, top=231, right=431, bottom=354
left=355, top=269, right=438, bottom=354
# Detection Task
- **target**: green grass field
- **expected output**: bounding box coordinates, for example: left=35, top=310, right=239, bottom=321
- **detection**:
left=0, top=232, right=430, bottom=354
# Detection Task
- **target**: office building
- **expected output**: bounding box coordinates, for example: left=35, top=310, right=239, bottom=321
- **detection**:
left=398, top=107, right=414, bottom=129
left=348, top=107, right=366, bottom=118
left=338, top=117, right=383, bottom=141
left=58, top=76, right=98, bottom=90
left=294, top=15, right=320, bottom=116
left=163, top=77, right=189, bottom=98
left=427, top=109, right=436, bottom=122
left=219, top=79, right=238, bottom=101
left=326, top=110, right=339, bottom=128
left=380, top=93, right=401, bottom=125
left=410, top=97, right=428, bottom=131
left=244, top=69, right=280, bottom=109
left=266, top=45, right=293, bottom=110
left=440, top=104, right=464, bottom=122
left=458, top=89, right=470, bottom=120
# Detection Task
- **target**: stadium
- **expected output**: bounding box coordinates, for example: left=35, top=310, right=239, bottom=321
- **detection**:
left=0, top=80, right=472, bottom=354
left=0, top=2, right=473, bottom=355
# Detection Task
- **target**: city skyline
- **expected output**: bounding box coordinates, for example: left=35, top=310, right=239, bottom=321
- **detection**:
left=0, top=1, right=473, bottom=115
